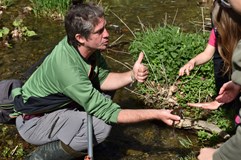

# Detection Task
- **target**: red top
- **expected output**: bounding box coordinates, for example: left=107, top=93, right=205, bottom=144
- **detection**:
left=208, top=29, right=216, bottom=47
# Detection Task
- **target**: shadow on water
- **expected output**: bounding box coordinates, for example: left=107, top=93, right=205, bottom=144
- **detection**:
left=0, top=0, right=211, bottom=159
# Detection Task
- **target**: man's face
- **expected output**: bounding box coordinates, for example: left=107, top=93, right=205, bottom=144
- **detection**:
left=229, top=0, right=241, bottom=15
left=85, top=17, right=109, bottom=51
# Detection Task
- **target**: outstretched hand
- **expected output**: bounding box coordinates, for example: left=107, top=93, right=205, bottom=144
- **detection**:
left=216, top=81, right=241, bottom=103
left=133, top=52, right=148, bottom=83
left=187, top=101, right=222, bottom=110
left=179, top=61, right=195, bottom=76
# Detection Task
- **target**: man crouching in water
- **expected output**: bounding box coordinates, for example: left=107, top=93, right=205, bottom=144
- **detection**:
left=13, top=0, right=181, bottom=159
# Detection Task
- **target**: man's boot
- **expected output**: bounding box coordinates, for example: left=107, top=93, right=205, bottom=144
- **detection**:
left=25, top=141, right=83, bottom=160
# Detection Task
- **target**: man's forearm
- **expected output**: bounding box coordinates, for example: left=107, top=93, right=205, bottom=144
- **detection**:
left=101, top=71, right=133, bottom=90
left=116, top=109, right=181, bottom=126
left=117, top=109, right=158, bottom=123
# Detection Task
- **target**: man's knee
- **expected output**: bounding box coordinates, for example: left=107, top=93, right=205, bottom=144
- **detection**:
left=67, top=117, right=111, bottom=152
left=94, top=119, right=112, bottom=144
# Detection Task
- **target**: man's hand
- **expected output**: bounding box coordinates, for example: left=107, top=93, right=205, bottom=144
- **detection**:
left=133, top=52, right=148, bottom=83
left=187, top=101, right=222, bottom=110
left=158, top=109, right=181, bottom=126
left=197, top=148, right=217, bottom=160
left=216, top=81, right=241, bottom=103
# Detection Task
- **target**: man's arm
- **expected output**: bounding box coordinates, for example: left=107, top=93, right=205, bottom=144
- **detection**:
left=117, top=109, right=181, bottom=126
left=100, top=71, right=134, bottom=90
left=100, top=52, right=148, bottom=90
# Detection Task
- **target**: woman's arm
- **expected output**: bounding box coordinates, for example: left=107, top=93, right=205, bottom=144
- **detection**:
left=179, top=44, right=215, bottom=76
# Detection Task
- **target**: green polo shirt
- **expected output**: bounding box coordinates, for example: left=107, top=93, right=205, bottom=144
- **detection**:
left=13, top=37, right=121, bottom=123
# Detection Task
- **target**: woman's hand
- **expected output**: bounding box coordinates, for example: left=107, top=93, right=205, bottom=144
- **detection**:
left=179, top=60, right=195, bottom=76
left=187, top=101, right=222, bottom=110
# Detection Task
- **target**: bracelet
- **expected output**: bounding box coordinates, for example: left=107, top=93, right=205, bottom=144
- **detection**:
left=130, top=70, right=136, bottom=87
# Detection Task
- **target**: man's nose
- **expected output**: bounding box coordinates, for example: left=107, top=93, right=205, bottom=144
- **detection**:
left=103, top=28, right=109, bottom=37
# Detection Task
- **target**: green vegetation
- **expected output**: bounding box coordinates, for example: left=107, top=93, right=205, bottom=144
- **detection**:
left=0, top=27, right=10, bottom=39
left=129, top=26, right=234, bottom=142
left=30, top=0, right=102, bottom=18
left=0, top=0, right=15, bottom=7
left=0, top=18, right=37, bottom=48
left=12, top=18, right=37, bottom=38
left=177, top=136, right=198, bottom=160
left=178, top=154, right=197, bottom=160
left=0, top=0, right=37, bottom=47
left=0, top=125, right=26, bottom=159
left=178, top=136, right=193, bottom=148
left=129, top=26, right=214, bottom=108
left=30, top=0, right=70, bottom=18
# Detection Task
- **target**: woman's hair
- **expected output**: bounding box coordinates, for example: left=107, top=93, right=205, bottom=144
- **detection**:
left=212, top=1, right=241, bottom=74
left=64, top=1, right=104, bottom=47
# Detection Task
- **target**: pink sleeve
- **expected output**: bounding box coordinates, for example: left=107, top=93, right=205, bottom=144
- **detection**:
left=208, top=29, right=216, bottom=47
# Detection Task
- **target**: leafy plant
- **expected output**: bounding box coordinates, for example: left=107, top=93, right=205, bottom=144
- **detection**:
left=0, top=18, right=37, bottom=47
left=0, top=27, right=10, bottom=39
left=1, top=125, right=9, bottom=136
left=129, top=26, right=214, bottom=109
left=1, top=144, right=25, bottom=159
left=2, top=146, right=10, bottom=158
left=197, top=130, right=212, bottom=142
left=208, top=107, right=233, bottom=131
left=12, top=18, right=37, bottom=38
left=129, top=26, right=233, bottom=142
left=15, top=144, right=25, bottom=158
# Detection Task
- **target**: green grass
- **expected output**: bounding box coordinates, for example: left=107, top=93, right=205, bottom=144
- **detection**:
left=30, top=0, right=70, bottom=17
left=30, top=0, right=101, bottom=18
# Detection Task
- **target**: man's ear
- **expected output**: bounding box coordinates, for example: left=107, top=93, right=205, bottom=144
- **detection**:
left=75, top=34, right=85, bottom=44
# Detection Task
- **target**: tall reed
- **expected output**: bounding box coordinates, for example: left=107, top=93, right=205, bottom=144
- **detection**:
left=30, top=0, right=70, bottom=17
left=30, top=0, right=101, bottom=17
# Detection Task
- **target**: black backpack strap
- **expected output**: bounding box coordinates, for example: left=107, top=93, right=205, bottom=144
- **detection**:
left=21, top=48, right=54, bottom=81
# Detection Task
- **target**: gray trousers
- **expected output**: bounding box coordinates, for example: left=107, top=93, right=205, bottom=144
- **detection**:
left=16, top=109, right=112, bottom=152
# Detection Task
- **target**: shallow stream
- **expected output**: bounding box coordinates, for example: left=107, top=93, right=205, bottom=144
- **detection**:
left=0, top=0, right=212, bottom=159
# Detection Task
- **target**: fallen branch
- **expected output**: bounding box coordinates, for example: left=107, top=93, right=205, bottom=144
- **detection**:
left=175, top=118, right=230, bottom=140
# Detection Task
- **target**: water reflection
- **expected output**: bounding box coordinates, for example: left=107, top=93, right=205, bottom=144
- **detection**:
left=106, top=0, right=209, bottom=33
